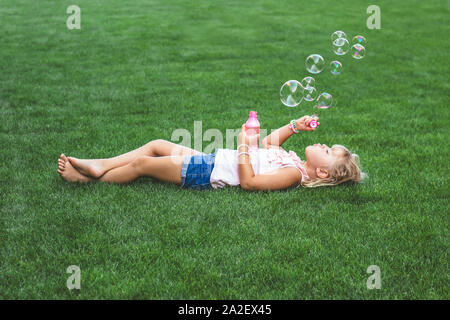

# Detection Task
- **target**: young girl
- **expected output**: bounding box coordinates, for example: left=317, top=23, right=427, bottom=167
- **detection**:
left=57, top=115, right=364, bottom=190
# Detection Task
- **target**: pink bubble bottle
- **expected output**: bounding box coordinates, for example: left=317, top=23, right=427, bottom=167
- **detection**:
left=245, top=111, right=260, bottom=152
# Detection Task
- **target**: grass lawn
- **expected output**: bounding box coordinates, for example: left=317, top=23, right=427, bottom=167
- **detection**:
left=0, top=0, right=448, bottom=299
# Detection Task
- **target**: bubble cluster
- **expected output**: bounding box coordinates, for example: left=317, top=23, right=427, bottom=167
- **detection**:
left=301, top=76, right=315, bottom=89
left=330, top=60, right=342, bottom=75
left=305, top=54, right=325, bottom=74
left=279, top=31, right=367, bottom=111
left=332, top=37, right=350, bottom=55
left=280, top=80, right=303, bottom=107
left=316, top=92, right=333, bottom=109
left=331, top=30, right=347, bottom=42
left=352, top=35, right=367, bottom=46
left=303, top=86, right=317, bottom=102
left=351, top=44, right=366, bottom=59
left=301, top=76, right=317, bottom=102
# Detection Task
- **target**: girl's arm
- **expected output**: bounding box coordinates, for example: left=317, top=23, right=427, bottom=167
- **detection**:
left=237, top=144, right=254, bottom=187
left=237, top=116, right=317, bottom=190
left=237, top=124, right=258, bottom=187
left=237, top=116, right=317, bottom=188
left=241, top=167, right=302, bottom=191
left=262, top=123, right=294, bottom=148
left=262, top=116, right=317, bottom=147
left=237, top=146, right=302, bottom=190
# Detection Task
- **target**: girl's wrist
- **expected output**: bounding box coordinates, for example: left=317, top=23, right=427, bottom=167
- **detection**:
left=238, top=143, right=249, bottom=149
left=295, top=119, right=305, bottom=131
left=238, top=143, right=249, bottom=152
left=289, top=119, right=300, bottom=134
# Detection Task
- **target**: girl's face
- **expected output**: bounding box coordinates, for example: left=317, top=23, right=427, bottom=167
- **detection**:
left=305, top=144, right=340, bottom=170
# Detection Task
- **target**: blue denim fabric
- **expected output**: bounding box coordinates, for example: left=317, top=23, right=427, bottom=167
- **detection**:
left=180, top=150, right=217, bottom=190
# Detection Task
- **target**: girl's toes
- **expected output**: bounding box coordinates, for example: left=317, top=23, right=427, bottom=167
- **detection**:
left=67, top=157, right=76, bottom=166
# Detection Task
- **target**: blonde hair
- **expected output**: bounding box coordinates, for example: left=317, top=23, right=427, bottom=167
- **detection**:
left=301, top=144, right=366, bottom=188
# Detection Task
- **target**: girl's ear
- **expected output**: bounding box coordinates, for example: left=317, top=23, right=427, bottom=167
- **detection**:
left=316, top=167, right=329, bottom=179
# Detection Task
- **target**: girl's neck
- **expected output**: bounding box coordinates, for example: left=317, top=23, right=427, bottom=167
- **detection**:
left=304, top=161, right=317, bottom=180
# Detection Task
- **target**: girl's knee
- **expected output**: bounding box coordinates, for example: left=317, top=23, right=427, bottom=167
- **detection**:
left=148, top=139, right=172, bottom=156
left=147, top=139, right=167, bottom=149
left=131, top=156, right=152, bottom=173
left=151, top=138, right=166, bottom=145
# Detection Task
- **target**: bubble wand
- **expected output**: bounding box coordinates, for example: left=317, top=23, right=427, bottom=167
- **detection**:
left=308, top=116, right=319, bottom=129
left=310, top=92, right=333, bottom=129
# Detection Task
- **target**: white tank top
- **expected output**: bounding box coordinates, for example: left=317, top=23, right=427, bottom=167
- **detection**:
left=209, top=148, right=309, bottom=189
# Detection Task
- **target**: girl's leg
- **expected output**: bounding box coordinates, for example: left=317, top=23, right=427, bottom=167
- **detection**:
left=99, top=155, right=185, bottom=184
left=68, top=139, right=201, bottom=178
left=59, top=153, right=185, bottom=185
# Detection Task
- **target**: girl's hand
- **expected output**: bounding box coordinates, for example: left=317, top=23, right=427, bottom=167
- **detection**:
left=295, top=115, right=320, bottom=131
left=238, top=124, right=259, bottom=146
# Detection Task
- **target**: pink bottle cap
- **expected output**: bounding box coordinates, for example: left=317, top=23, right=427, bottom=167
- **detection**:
left=249, top=111, right=257, bottom=117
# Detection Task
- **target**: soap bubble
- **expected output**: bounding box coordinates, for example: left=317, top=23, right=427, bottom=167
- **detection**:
left=316, top=92, right=333, bottom=109
left=352, top=35, right=367, bottom=46
left=351, top=44, right=366, bottom=59
left=301, top=76, right=316, bottom=101
left=331, top=30, right=347, bottom=41
left=330, top=60, right=342, bottom=75
left=305, top=54, right=325, bottom=74
left=301, top=76, right=315, bottom=89
left=332, top=37, right=350, bottom=55
left=280, top=80, right=303, bottom=107
left=303, top=85, right=317, bottom=102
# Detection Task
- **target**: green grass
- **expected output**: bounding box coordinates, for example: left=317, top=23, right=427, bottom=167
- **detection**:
left=0, top=0, right=448, bottom=299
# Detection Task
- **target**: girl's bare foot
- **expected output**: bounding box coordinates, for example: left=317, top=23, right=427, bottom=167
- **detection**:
left=67, top=157, right=106, bottom=178
left=58, top=154, right=92, bottom=183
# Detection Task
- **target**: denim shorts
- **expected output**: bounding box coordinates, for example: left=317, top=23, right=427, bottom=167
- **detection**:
left=180, top=150, right=217, bottom=190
